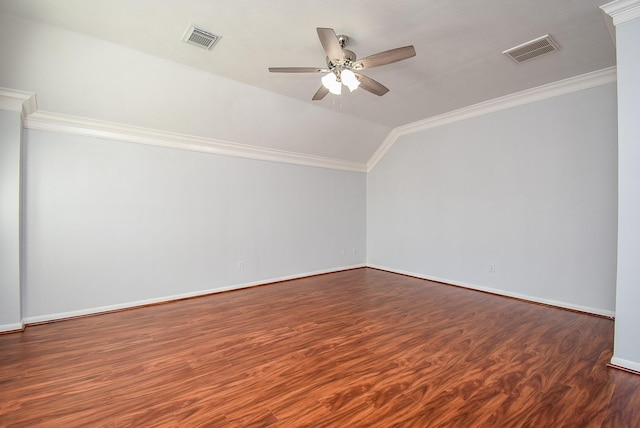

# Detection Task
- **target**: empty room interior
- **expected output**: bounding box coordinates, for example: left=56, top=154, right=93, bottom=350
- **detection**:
left=1, top=0, right=639, bottom=426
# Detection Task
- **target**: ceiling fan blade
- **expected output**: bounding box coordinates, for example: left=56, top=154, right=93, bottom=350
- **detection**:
left=355, top=73, right=389, bottom=96
left=268, top=67, right=327, bottom=73
left=312, top=86, right=329, bottom=101
left=355, top=46, right=416, bottom=69
left=317, top=28, right=344, bottom=62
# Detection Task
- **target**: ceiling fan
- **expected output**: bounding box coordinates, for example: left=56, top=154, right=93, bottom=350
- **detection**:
left=269, top=28, right=416, bottom=100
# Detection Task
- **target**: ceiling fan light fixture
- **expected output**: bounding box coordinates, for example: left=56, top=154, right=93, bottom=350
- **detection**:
left=341, top=69, right=360, bottom=92
left=321, top=72, right=342, bottom=95
left=268, top=27, right=415, bottom=100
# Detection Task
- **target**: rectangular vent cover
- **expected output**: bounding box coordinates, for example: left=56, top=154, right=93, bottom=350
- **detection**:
left=182, top=24, right=220, bottom=50
left=503, top=35, right=559, bottom=63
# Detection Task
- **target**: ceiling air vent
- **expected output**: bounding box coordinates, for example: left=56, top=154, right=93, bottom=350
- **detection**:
left=503, top=35, right=559, bottom=64
left=182, top=23, right=221, bottom=50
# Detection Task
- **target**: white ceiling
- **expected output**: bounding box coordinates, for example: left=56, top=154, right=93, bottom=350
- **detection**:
left=0, top=0, right=616, bottom=161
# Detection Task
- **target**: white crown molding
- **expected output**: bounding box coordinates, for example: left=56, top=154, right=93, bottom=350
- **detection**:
left=24, top=111, right=367, bottom=173
left=5, top=65, right=617, bottom=175
left=0, top=87, right=37, bottom=118
left=601, top=0, right=640, bottom=25
left=366, top=128, right=402, bottom=173
left=0, top=85, right=364, bottom=172
left=366, top=66, right=618, bottom=172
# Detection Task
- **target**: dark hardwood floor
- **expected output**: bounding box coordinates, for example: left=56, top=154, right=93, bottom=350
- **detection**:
left=1, top=268, right=639, bottom=427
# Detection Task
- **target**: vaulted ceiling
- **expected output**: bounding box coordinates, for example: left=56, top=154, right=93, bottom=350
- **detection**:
left=0, top=0, right=616, bottom=164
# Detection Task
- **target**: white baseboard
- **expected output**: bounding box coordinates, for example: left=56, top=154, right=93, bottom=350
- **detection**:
left=17, top=263, right=615, bottom=327
left=21, top=264, right=366, bottom=325
left=367, top=264, right=615, bottom=318
left=610, top=357, right=640, bottom=374
left=0, top=321, right=25, bottom=333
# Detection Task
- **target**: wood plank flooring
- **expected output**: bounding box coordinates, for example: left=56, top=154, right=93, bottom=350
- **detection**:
left=1, top=268, right=639, bottom=427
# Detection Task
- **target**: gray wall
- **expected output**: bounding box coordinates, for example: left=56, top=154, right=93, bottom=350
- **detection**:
left=367, top=84, right=618, bottom=315
left=22, top=129, right=366, bottom=321
left=0, top=110, right=22, bottom=329
left=611, top=14, right=640, bottom=371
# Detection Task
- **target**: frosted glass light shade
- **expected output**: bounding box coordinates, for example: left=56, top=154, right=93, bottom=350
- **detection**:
left=341, top=69, right=360, bottom=92
left=321, top=72, right=342, bottom=95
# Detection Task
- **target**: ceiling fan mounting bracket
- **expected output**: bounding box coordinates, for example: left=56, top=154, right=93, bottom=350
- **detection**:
left=336, top=34, right=349, bottom=48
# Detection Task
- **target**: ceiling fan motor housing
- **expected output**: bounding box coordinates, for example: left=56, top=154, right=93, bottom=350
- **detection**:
left=327, top=49, right=357, bottom=71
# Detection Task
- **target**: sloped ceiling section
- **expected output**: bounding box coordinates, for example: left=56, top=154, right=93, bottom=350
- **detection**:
left=0, top=0, right=616, bottom=165
left=0, top=13, right=390, bottom=166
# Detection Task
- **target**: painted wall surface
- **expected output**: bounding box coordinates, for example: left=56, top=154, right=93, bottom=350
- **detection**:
left=0, top=110, right=22, bottom=328
left=367, top=84, right=618, bottom=314
left=1, top=8, right=624, bottom=329
left=0, top=13, right=390, bottom=163
left=612, top=16, right=640, bottom=369
left=22, top=129, right=366, bottom=320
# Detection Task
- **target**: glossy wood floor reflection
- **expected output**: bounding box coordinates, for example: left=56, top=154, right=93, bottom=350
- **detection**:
left=2, top=268, right=639, bottom=427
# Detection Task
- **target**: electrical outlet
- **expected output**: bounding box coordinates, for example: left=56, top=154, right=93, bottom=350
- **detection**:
left=341, top=249, right=346, bottom=256
left=237, top=260, right=244, bottom=270
left=489, top=264, right=495, bottom=273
